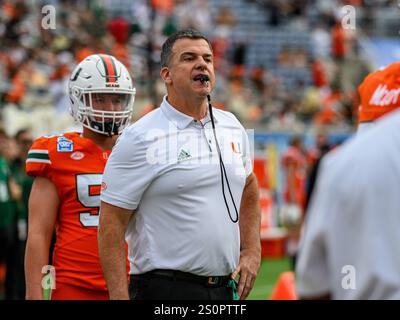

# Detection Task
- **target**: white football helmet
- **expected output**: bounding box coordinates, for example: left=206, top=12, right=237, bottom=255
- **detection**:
left=69, top=54, right=136, bottom=136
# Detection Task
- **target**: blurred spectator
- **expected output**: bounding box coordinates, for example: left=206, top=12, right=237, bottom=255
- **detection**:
left=231, top=41, right=247, bottom=78
left=305, top=136, right=332, bottom=212
left=250, top=66, right=265, bottom=94
left=107, top=15, right=130, bottom=44
left=215, top=5, right=236, bottom=29
left=174, top=0, right=212, bottom=33
left=293, top=48, right=308, bottom=68
left=331, top=21, right=346, bottom=60
left=278, top=45, right=308, bottom=69
left=311, top=59, right=328, bottom=88
left=151, top=0, right=174, bottom=15
left=211, top=29, right=230, bottom=72
left=7, top=129, right=33, bottom=300
left=281, top=136, right=308, bottom=270
left=75, top=42, right=95, bottom=63
left=311, top=24, right=331, bottom=59
left=282, top=136, right=308, bottom=212
left=266, top=1, right=282, bottom=26
left=49, top=52, right=72, bottom=114
left=0, top=128, right=20, bottom=300
left=277, top=45, right=292, bottom=67
left=313, top=82, right=344, bottom=126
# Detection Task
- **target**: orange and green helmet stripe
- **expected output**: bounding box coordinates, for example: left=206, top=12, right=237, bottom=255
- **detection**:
left=98, top=54, right=118, bottom=83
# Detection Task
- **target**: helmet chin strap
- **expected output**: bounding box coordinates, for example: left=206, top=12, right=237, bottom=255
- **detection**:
left=89, top=119, right=119, bottom=137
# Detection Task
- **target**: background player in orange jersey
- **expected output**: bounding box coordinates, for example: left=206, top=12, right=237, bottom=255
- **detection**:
left=24, top=54, right=136, bottom=300
left=280, top=136, right=307, bottom=271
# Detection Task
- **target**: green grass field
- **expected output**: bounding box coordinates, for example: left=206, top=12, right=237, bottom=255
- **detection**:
left=247, top=257, right=292, bottom=300
left=41, top=257, right=291, bottom=300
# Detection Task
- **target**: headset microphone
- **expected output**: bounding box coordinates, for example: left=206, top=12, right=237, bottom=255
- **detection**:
left=201, top=75, right=239, bottom=223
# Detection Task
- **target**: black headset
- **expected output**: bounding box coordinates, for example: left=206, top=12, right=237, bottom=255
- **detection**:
left=199, top=75, right=239, bottom=223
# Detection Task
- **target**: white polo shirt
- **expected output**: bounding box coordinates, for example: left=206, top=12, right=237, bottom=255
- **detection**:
left=101, top=96, right=252, bottom=276
left=357, top=122, right=374, bottom=134
left=296, top=108, right=400, bottom=299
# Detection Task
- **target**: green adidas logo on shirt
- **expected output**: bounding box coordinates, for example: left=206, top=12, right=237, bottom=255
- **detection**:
left=178, top=149, right=191, bottom=161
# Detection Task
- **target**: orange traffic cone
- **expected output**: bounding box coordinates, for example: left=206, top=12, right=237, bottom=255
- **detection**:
left=270, top=271, right=298, bottom=300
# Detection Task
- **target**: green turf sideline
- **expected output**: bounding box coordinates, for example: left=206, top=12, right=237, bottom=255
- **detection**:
left=247, top=257, right=292, bottom=300
left=39, top=257, right=291, bottom=300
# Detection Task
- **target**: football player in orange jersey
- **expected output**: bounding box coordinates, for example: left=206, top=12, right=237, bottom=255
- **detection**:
left=24, top=54, right=135, bottom=300
left=280, top=136, right=307, bottom=271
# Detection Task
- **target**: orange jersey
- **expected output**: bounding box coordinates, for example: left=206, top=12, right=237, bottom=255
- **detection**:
left=358, top=62, right=400, bottom=123
left=26, top=132, right=120, bottom=291
left=282, top=147, right=307, bottom=208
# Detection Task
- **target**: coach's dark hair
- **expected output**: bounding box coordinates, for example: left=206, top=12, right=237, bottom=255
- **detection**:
left=160, top=29, right=212, bottom=68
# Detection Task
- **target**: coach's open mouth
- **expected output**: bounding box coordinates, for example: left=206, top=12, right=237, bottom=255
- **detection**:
left=193, top=74, right=209, bottom=84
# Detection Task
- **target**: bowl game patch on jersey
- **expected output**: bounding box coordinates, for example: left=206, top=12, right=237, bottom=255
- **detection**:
left=57, top=136, right=74, bottom=152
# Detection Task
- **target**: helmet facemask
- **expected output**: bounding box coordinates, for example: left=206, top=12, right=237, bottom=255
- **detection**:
left=72, top=89, right=135, bottom=136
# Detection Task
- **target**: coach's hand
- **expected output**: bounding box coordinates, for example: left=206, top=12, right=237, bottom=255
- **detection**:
left=231, top=248, right=261, bottom=300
